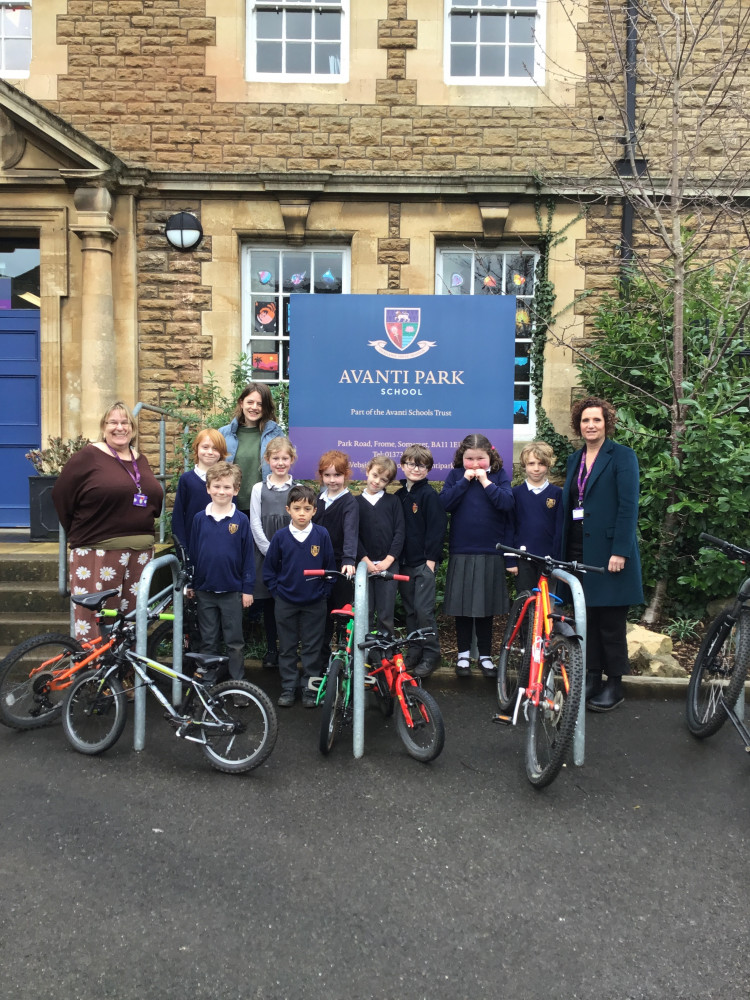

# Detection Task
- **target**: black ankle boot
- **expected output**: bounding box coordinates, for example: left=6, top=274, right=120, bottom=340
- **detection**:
left=587, top=677, right=624, bottom=713
left=585, top=672, right=603, bottom=701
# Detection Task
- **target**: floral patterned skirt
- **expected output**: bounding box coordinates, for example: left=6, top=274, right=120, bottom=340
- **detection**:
left=69, top=546, right=154, bottom=641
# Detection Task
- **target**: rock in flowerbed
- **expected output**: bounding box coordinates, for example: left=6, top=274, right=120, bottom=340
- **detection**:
left=627, top=623, right=686, bottom=678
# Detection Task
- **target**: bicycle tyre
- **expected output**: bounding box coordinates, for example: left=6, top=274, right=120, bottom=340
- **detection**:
left=200, top=680, right=278, bottom=774
left=319, top=655, right=346, bottom=756
left=147, top=619, right=199, bottom=662
left=394, top=684, right=445, bottom=762
left=0, top=633, right=84, bottom=730
left=62, top=669, right=127, bottom=755
left=526, top=635, right=583, bottom=789
left=686, top=608, right=750, bottom=739
left=497, top=592, right=533, bottom=711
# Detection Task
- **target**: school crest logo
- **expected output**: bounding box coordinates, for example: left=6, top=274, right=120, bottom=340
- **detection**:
left=412, top=503, right=418, bottom=514
left=369, top=307, right=436, bottom=360
left=546, top=498, right=557, bottom=509
left=228, top=522, right=239, bottom=533
left=310, top=545, right=320, bottom=557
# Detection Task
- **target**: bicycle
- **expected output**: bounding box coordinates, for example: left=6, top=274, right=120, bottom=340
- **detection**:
left=494, top=543, right=603, bottom=788
left=0, top=582, right=181, bottom=731
left=305, top=569, right=444, bottom=761
left=61, top=590, right=277, bottom=774
left=686, top=533, right=750, bottom=747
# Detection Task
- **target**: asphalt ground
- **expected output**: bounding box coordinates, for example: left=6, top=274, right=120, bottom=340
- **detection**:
left=1, top=672, right=749, bottom=1000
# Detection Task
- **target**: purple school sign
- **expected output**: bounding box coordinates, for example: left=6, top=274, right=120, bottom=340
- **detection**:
left=288, top=294, right=516, bottom=480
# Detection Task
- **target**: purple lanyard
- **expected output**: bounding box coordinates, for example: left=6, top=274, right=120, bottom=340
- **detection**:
left=576, top=452, right=594, bottom=506
left=107, top=444, right=142, bottom=494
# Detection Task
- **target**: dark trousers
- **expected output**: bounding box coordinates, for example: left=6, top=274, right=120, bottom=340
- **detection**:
left=367, top=559, right=399, bottom=634
left=195, top=590, right=245, bottom=680
left=260, top=597, right=279, bottom=653
left=586, top=605, right=630, bottom=678
left=399, top=564, right=440, bottom=663
left=275, top=595, right=327, bottom=694
left=455, top=615, right=493, bottom=658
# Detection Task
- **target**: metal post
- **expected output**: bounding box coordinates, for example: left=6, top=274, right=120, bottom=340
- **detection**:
left=352, top=561, right=370, bottom=759
left=551, top=567, right=587, bottom=767
left=132, top=553, right=182, bottom=751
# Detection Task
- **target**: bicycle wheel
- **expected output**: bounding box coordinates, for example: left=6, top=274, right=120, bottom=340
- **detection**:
left=497, top=592, right=533, bottom=711
left=147, top=619, right=199, bottom=662
left=62, top=669, right=127, bottom=755
left=394, top=684, right=445, bottom=762
left=200, top=680, right=278, bottom=774
left=526, top=635, right=583, bottom=789
left=319, top=655, right=346, bottom=756
left=0, top=633, right=84, bottom=730
left=686, top=608, right=750, bottom=739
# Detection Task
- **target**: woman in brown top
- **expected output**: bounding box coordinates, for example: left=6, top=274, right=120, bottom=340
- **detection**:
left=52, top=401, right=163, bottom=641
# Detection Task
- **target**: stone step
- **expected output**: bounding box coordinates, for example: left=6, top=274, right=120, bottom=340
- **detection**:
left=0, top=613, right=71, bottom=649
left=0, top=580, right=69, bottom=614
left=0, top=552, right=60, bottom=583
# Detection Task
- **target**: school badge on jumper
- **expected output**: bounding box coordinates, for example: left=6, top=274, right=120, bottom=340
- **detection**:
left=310, top=545, right=320, bottom=557
left=228, top=523, right=239, bottom=533
left=412, top=503, right=418, bottom=514
left=546, top=498, right=557, bottom=509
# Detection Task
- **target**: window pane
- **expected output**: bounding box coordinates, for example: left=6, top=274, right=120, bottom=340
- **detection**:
left=508, top=44, right=534, bottom=76
left=251, top=252, right=279, bottom=293
left=474, top=252, right=503, bottom=294
left=514, top=385, right=530, bottom=424
left=509, top=16, right=535, bottom=44
left=479, top=45, right=504, bottom=76
left=441, top=253, right=472, bottom=294
left=515, top=0, right=538, bottom=8
left=515, top=302, right=532, bottom=339
left=514, top=341, right=530, bottom=381
left=479, top=0, right=507, bottom=7
left=451, top=13, right=477, bottom=43
left=505, top=253, right=535, bottom=294
left=287, top=11, right=312, bottom=41
left=4, top=39, right=31, bottom=71
left=286, top=41, right=311, bottom=73
left=316, top=11, right=340, bottom=41
left=257, top=41, right=282, bottom=72
left=450, top=45, right=476, bottom=77
left=283, top=253, right=311, bottom=293
left=480, top=14, right=505, bottom=42
left=315, top=42, right=340, bottom=75
left=256, top=11, right=282, bottom=39
left=314, top=253, right=343, bottom=293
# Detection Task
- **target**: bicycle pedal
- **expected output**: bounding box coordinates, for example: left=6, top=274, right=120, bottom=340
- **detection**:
left=363, top=675, right=377, bottom=688
left=491, top=713, right=513, bottom=726
left=307, top=677, right=324, bottom=692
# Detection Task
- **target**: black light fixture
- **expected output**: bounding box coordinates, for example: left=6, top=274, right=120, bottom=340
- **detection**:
left=165, top=212, right=203, bottom=251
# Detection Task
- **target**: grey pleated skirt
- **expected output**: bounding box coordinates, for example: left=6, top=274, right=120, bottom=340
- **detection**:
left=443, top=553, right=508, bottom=617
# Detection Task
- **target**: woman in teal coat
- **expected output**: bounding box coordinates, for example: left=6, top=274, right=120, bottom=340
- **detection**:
left=561, top=397, right=643, bottom=712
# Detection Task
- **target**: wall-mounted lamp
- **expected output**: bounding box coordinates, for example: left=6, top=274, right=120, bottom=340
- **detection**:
left=165, top=212, right=203, bottom=251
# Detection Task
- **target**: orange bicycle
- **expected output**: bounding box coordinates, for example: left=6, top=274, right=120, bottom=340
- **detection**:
left=494, top=543, right=603, bottom=788
left=0, top=584, right=178, bottom=730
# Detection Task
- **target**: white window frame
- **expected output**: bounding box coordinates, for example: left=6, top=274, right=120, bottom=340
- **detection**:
left=241, top=244, right=351, bottom=385
left=0, top=1, right=31, bottom=79
left=436, top=246, right=538, bottom=438
left=247, top=0, right=349, bottom=84
left=443, top=0, right=545, bottom=87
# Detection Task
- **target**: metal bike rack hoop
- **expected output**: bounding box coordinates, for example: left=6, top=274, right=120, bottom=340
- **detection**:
left=550, top=567, right=588, bottom=767
left=352, top=560, right=370, bottom=759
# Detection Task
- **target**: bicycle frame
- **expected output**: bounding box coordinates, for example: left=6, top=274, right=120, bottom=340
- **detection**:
left=366, top=646, right=425, bottom=730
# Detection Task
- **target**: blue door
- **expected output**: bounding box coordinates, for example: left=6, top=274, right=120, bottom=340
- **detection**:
left=0, top=310, right=41, bottom=527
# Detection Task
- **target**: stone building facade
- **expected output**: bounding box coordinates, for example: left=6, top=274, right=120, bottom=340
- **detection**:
left=0, top=0, right=745, bottom=525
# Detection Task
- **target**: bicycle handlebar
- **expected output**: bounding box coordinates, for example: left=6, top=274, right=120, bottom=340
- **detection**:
left=498, top=543, right=605, bottom=575
left=303, top=569, right=410, bottom=582
left=699, top=533, right=750, bottom=562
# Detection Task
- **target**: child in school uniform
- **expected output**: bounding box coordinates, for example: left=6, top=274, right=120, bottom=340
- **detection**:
left=188, top=461, right=255, bottom=682
left=439, top=433, right=514, bottom=679
left=506, top=441, right=564, bottom=594
left=395, top=444, right=447, bottom=678
left=356, top=455, right=405, bottom=634
left=263, top=484, right=336, bottom=708
left=249, top=436, right=297, bottom=669
left=313, top=449, right=359, bottom=670
left=171, top=428, right=228, bottom=557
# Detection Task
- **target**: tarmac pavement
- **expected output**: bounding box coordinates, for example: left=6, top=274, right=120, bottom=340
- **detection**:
left=1, top=671, right=748, bottom=1000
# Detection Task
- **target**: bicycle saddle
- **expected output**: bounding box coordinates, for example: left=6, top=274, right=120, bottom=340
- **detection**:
left=71, top=588, right=120, bottom=610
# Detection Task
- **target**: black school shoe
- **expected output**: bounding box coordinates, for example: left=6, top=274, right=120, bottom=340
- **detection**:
left=586, top=678, right=624, bottom=712
left=413, top=659, right=440, bottom=679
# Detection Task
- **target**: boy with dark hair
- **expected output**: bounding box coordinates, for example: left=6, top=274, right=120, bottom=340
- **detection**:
left=356, top=455, right=405, bottom=633
left=263, top=483, right=336, bottom=707
left=188, top=461, right=255, bottom=682
left=395, top=445, right=447, bottom=677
